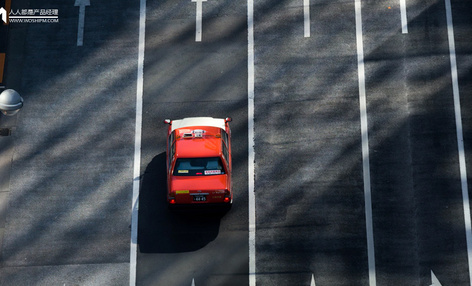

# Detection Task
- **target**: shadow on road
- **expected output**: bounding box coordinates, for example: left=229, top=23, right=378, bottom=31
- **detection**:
left=138, top=152, right=228, bottom=253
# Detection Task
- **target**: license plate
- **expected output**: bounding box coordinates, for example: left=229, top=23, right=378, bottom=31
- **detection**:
left=193, top=195, right=207, bottom=202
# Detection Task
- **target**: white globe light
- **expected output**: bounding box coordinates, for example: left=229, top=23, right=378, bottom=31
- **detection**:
left=0, top=89, right=23, bottom=116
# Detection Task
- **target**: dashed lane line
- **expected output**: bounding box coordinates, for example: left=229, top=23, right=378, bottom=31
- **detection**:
left=304, top=0, right=310, bottom=37
left=400, top=0, right=408, bottom=34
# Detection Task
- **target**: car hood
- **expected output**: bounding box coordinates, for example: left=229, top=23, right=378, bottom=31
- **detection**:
left=171, top=174, right=228, bottom=191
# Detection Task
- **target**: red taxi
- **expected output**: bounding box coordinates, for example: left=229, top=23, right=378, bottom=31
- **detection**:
left=164, top=117, right=233, bottom=207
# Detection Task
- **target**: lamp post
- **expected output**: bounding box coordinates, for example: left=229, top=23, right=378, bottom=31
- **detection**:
left=0, top=89, right=23, bottom=116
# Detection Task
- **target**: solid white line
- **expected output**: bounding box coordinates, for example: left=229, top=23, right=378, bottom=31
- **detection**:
left=130, top=0, right=146, bottom=285
left=445, top=0, right=472, bottom=284
left=354, top=1, right=376, bottom=285
left=247, top=0, right=256, bottom=285
left=304, top=0, right=311, bottom=37
left=400, top=0, right=408, bottom=34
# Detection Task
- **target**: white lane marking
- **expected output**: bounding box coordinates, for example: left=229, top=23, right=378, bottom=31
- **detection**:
left=130, top=0, right=146, bottom=284
left=192, top=0, right=207, bottom=42
left=400, top=0, right=408, bottom=34
left=430, top=270, right=443, bottom=286
left=191, top=278, right=196, bottom=286
left=304, top=0, right=311, bottom=37
left=445, top=0, right=472, bottom=284
left=311, top=274, right=316, bottom=286
left=75, top=0, right=90, bottom=46
left=354, top=0, right=376, bottom=285
left=248, top=0, right=256, bottom=285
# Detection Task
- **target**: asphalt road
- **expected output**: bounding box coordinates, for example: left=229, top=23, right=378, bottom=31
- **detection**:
left=0, top=0, right=471, bottom=285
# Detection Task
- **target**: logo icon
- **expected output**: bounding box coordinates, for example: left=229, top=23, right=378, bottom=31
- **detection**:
left=0, top=7, right=7, bottom=24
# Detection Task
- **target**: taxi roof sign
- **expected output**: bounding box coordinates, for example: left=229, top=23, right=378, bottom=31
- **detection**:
left=170, top=117, right=226, bottom=132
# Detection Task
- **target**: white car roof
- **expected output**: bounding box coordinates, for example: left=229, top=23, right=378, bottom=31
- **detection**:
left=171, top=117, right=226, bottom=132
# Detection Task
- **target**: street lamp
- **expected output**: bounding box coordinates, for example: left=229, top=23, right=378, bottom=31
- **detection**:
left=0, top=89, right=24, bottom=116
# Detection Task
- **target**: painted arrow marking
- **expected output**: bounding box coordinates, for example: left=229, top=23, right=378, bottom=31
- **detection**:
left=191, top=0, right=207, bottom=42
left=75, top=0, right=90, bottom=46
left=430, top=270, right=443, bottom=286
left=311, top=274, right=316, bottom=286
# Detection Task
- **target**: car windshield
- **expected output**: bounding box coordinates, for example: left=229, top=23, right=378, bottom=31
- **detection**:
left=173, top=157, right=225, bottom=176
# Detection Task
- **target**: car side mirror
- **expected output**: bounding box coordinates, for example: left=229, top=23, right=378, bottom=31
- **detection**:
left=164, top=119, right=171, bottom=124
left=225, top=117, right=232, bottom=123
